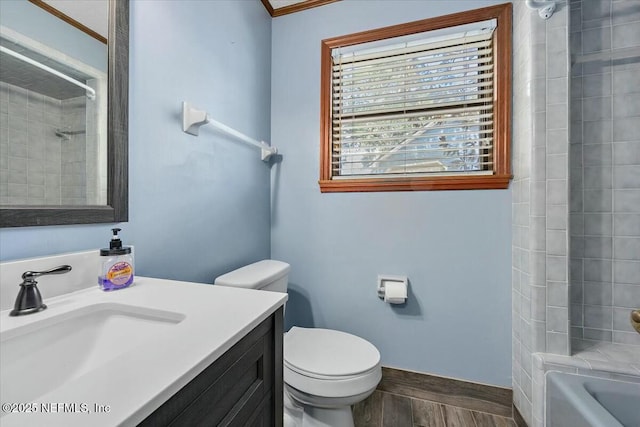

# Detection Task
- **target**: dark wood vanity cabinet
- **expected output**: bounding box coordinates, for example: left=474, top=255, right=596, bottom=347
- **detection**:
left=139, top=308, right=283, bottom=427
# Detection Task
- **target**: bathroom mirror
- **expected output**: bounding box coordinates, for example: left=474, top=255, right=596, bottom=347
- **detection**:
left=0, top=0, right=128, bottom=227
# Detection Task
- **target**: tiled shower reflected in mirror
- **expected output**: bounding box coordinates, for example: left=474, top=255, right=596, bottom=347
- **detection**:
left=0, top=35, right=106, bottom=206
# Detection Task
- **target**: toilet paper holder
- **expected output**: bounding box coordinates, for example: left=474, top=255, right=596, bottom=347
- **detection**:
left=377, top=275, right=408, bottom=303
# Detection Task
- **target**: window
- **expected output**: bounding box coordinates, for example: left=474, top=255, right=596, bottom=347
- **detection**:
left=319, top=3, right=512, bottom=192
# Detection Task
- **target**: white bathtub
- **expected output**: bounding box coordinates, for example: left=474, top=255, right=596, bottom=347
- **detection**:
left=546, top=372, right=640, bottom=427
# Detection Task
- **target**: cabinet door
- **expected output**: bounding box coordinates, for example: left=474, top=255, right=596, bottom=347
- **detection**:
left=139, top=308, right=283, bottom=427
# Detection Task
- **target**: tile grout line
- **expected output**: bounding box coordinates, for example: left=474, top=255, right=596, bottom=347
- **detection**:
left=471, top=410, right=480, bottom=427
left=380, top=390, right=385, bottom=427
left=409, top=396, right=415, bottom=427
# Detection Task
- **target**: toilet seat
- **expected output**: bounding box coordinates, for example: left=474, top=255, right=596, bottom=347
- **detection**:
left=284, top=327, right=382, bottom=398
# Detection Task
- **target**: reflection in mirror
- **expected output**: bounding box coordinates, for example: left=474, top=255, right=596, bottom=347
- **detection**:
left=0, top=0, right=128, bottom=227
left=1, top=0, right=108, bottom=206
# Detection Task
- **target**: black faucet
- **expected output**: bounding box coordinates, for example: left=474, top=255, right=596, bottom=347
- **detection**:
left=10, top=265, right=72, bottom=316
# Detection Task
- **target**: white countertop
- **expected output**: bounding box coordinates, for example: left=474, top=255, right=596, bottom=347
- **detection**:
left=0, top=277, right=287, bottom=426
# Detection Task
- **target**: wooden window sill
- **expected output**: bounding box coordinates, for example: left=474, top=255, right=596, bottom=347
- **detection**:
left=318, top=175, right=512, bottom=193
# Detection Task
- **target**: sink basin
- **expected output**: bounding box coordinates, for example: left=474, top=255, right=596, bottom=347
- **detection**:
left=0, top=303, right=185, bottom=407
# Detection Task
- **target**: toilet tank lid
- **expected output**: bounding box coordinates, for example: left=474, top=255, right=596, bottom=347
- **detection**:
left=214, top=260, right=290, bottom=289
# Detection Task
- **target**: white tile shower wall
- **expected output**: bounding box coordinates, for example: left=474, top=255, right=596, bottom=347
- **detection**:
left=0, top=82, right=6, bottom=203
left=520, top=2, right=640, bottom=426
left=61, top=96, right=88, bottom=205
left=512, top=2, right=535, bottom=424
left=85, top=79, right=99, bottom=205
left=543, top=0, right=570, bottom=358
left=0, top=83, right=90, bottom=206
left=569, top=0, right=640, bottom=346
left=0, top=82, right=65, bottom=205
left=512, top=2, right=571, bottom=426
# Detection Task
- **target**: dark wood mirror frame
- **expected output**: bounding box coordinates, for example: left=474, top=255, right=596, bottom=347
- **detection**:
left=0, top=0, right=129, bottom=228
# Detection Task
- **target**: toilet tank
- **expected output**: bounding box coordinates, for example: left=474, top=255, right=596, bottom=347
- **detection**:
left=214, top=260, right=290, bottom=293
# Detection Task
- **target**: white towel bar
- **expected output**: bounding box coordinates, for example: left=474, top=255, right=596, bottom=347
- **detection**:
left=182, top=102, right=277, bottom=162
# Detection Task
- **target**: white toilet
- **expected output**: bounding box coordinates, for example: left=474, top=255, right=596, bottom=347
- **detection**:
left=215, top=260, right=382, bottom=427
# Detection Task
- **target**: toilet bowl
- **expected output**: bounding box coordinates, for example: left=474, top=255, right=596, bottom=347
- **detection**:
left=284, top=326, right=381, bottom=426
left=215, top=260, right=382, bottom=426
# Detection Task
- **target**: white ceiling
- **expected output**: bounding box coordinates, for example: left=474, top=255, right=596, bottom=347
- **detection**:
left=268, top=0, right=310, bottom=9
left=38, top=0, right=326, bottom=35
left=42, top=0, right=109, bottom=39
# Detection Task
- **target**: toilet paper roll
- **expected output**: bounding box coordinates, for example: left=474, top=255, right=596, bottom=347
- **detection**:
left=383, top=281, right=407, bottom=304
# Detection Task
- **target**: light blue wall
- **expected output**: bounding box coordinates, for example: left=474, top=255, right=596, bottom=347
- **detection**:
left=270, top=0, right=512, bottom=386
left=0, top=0, right=107, bottom=72
left=2, top=0, right=513, bottom=388
left=0, top=0, right=272, bottom=284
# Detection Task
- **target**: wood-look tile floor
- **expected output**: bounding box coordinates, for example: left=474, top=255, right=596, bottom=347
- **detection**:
left=353, top=390, right=517, bottom=427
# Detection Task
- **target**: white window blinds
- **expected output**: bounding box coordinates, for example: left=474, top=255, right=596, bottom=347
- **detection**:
left=331, top=26, right=496, bottom=179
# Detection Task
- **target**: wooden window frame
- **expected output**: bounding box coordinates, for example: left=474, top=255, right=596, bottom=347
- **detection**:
left=319, top=3, right=512, bottom=193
